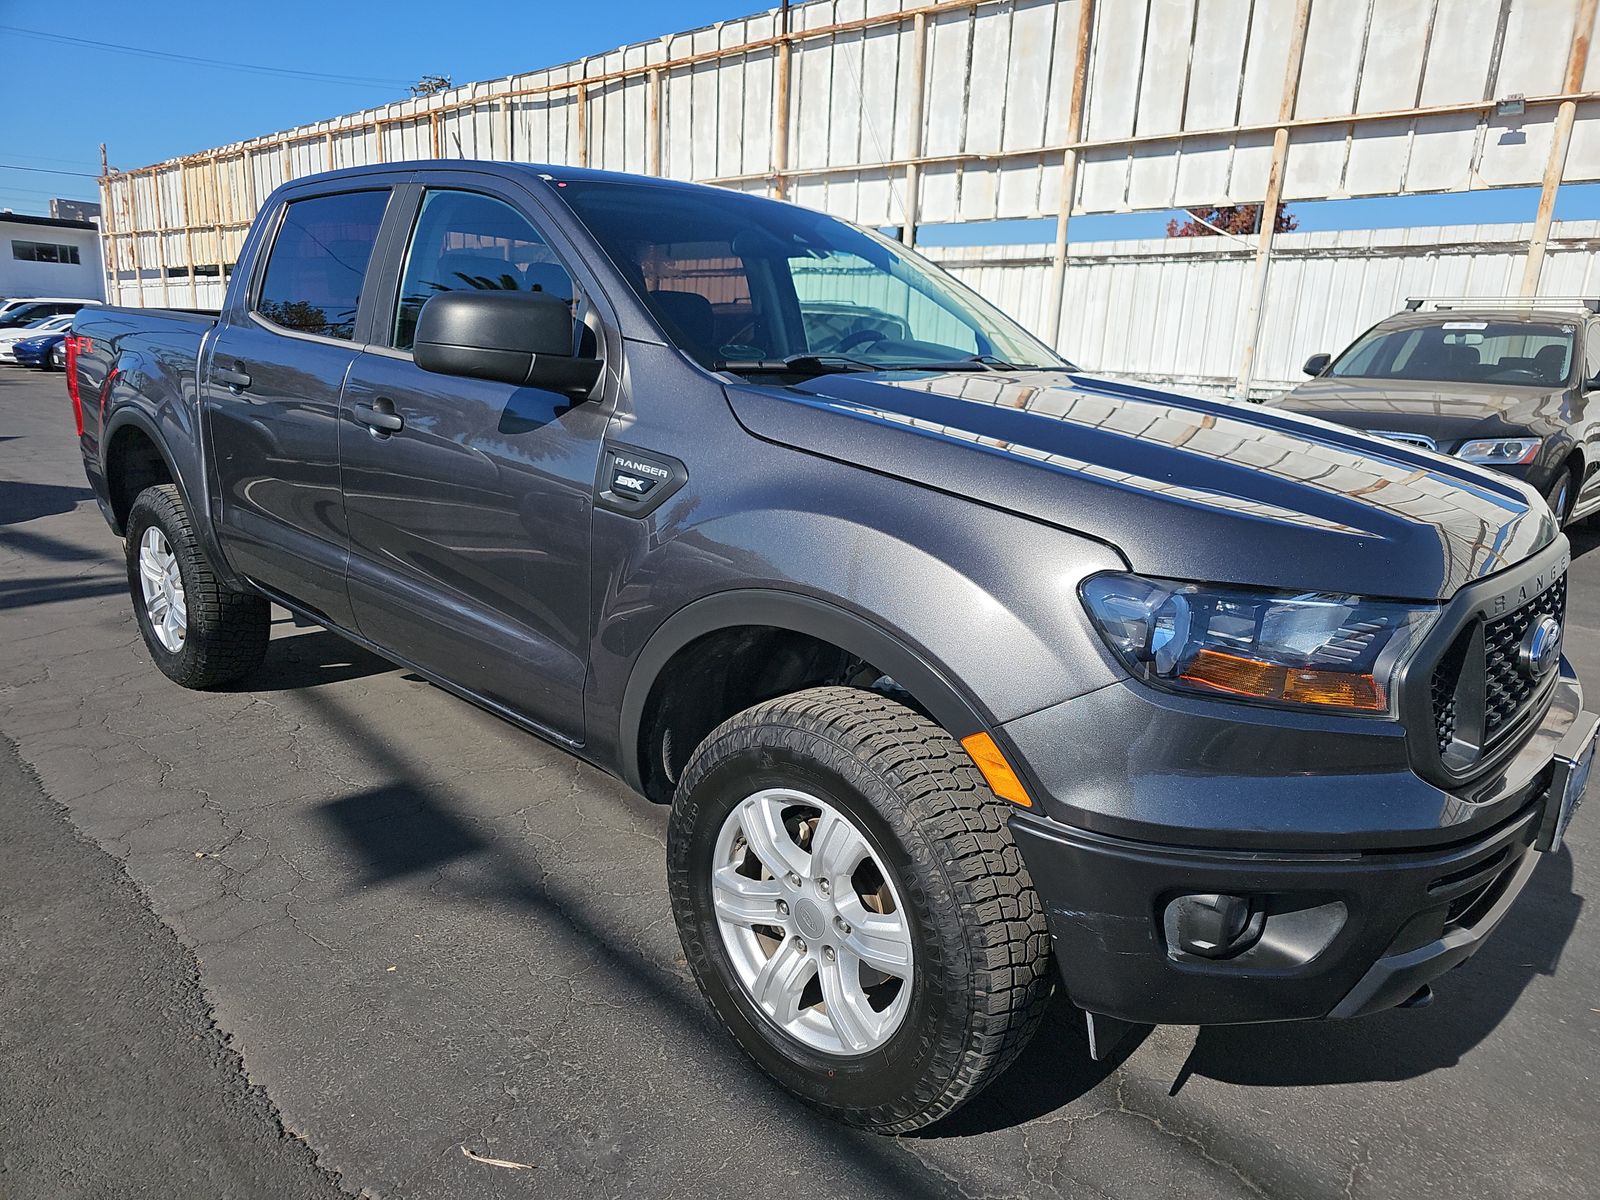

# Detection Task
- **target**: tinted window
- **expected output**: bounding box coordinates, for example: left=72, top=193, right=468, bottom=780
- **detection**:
left=393, top=189, right=576, bottom=352
left=255, top=190, right=389, bottom=341
left=1329, top=320, right=1575, bottom=387
left=12, top=241, right=81, bottom=265
left=555, top=179, right=1061, bottom=372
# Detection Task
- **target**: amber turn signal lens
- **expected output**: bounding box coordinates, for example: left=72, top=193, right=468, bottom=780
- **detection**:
left=1178, top=648, right=1386, bottom=711
left=960, top=731, right=1034, bottom=807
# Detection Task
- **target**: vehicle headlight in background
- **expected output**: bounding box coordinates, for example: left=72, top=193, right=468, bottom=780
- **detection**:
left=1457, top=437, right=1541, bottom=465
left=1080, top=574, right=1437, bottom=714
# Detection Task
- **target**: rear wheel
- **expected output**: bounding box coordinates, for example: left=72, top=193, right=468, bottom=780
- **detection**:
left=125, top=484, right=269, bottom=688
left=667, top=686, right=1052, bottom=1132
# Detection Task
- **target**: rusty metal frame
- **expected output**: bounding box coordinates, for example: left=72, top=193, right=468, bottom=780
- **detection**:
left=1523, top=0, right=1599, bottom=293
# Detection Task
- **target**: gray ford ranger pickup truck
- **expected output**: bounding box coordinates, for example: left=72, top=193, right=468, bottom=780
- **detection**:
left=70, top=161, right=1597, bottom=1133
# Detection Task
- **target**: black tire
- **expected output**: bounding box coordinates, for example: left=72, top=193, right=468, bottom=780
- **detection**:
left=125, top=484, right=270, bottom=689
left=39, top=344, right=61, bottom=372
left=667, top=686, right=1052, bottom=1133
left=1544, top=467, right=1575, bottom=525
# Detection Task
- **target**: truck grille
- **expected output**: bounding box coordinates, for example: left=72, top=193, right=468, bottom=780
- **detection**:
left=1431, top=671, right=1458, bottom=755
left=1481, top=574, right=1565, bottom=742
left=1429, top=571, right=1566, bottom=763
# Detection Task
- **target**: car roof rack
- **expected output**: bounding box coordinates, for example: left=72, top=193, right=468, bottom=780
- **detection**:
left=1404, top=295, right=1600, bottom=313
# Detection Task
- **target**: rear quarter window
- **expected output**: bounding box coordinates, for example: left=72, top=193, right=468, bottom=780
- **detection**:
left=255, top=190, right=390, bottom=341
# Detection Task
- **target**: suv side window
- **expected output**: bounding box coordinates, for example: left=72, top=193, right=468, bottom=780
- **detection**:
left=255, top=190, right=389, bottom=341
left=392, top=189, right=577, bottom=352
left=1585, top=323, right=1600, bottom=385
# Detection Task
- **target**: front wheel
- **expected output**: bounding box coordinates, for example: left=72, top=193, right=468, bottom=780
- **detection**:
left=667, top=687, right=1052, bottom=1132
left=1544, top=467, right=1575, bottom=525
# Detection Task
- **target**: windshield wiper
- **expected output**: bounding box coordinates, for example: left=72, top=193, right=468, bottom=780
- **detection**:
left=876, top=356, right=1075, bottom=373
left=716, top=353, right=879, bottom=376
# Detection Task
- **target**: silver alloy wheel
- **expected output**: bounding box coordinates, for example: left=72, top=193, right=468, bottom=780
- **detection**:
left=712, top=787, right=914, bottom=1055
left=137, top=526, right=188, bottom=653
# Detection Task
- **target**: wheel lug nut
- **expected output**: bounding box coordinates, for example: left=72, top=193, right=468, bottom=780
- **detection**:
left=834, top=916, right=850, bottom=936
left=776, top=900, right=789, bottom=917
left=786, top=872, right=802, bottom=888
left=795, top=938, right=807, bottom=954
left=823, top=946, right=836, bottom=962
left=817, top=878, right=830, bottom=896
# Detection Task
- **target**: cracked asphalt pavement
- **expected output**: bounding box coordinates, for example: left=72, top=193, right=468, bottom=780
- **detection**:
left=2, top=367, right=1598, bottom=1199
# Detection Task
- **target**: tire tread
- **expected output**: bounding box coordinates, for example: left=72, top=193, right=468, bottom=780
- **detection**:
left=674, top=685, right=1052, bottom=1132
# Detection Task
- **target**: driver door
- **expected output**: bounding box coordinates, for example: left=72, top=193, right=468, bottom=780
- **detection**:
left=339, top=182, right=609, bottom=744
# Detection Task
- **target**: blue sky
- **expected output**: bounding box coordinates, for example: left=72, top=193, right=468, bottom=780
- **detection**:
left=4, top=2, right=1595, bottom=240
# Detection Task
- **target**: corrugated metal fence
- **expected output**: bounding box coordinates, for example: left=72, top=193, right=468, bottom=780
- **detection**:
left=97, top=0, right=1600, bottom=394
left=927, top=218, right=1600, bottom=395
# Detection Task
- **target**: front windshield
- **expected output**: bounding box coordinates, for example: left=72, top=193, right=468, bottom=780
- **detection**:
left=1328, top=320, right=1574, bottom=387
left=553, top=179, right=1065, bottom=372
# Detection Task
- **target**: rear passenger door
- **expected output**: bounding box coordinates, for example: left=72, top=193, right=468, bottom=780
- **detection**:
left=338, top=182, right=611, bottom=744
left=204, top=187, right=393, bottom=628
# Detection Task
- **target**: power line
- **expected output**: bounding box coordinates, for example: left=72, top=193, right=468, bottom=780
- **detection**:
left=3, top=150, right=103, bottom=170
left=0, top=25, right=414, bottom=89
left=0, top=163, right=101, bottom=179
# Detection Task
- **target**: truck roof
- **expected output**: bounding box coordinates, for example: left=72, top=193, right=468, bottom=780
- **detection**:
left=275, top=158, right=751, bottom=201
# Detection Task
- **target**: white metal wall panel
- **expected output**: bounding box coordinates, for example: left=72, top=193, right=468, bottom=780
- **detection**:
left=931, top=221, right=1600, bottom=394
left=98, top=0, right=1600, bottom=302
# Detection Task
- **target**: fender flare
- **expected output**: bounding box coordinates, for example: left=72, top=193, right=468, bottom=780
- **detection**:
left=616, top=588, right=989, bottom=793
left=101, top=407, right=189, bottom=533
left=101, top=406, right=243, bottom=590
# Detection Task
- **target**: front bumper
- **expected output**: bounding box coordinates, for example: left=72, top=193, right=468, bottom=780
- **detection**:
left=1008, top=668, right=1592, bottom=1027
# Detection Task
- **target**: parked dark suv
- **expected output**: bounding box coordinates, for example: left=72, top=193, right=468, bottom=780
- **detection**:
left=70, top=162, right=1597, bottom=1132
left=1272, top=297, right=1600, bottom=524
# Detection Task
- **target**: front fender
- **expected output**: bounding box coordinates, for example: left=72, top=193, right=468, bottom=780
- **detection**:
left=591, top=459, right=1128, bottom=790
left=615, top=587, right=986, bottom=794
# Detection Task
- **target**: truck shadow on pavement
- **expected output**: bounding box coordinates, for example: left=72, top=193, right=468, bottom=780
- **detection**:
left=228, top=626, right=396, bottom=692
left=295, top=683, right=994, bottom=1196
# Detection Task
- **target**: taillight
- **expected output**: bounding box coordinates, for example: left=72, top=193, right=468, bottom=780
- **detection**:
left=65, top=334, right=85, bottom=436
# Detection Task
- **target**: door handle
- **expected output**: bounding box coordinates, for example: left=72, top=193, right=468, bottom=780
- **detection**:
left=353, top=401, right=404, bottom=434
left=213, top=365, right=252, bottom=390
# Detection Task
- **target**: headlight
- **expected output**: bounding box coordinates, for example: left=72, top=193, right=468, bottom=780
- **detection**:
left=1080, top=574, right=1437, bottom=714
left=1457, top=437, right=1541, bottom=465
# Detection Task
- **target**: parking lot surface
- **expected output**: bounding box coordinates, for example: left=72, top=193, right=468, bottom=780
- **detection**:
left=2, top=367, right=1598, bottom=1199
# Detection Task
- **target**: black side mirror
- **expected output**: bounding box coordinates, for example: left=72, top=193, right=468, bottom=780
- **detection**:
left=414, top=291, right=602, bottom=397
left=1302, top=352, right=1332, bottom=377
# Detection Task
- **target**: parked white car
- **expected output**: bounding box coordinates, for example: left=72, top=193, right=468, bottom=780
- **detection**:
left=0, top=314, right=75, bottom=363
left=0, top=297, right=98, bottom=331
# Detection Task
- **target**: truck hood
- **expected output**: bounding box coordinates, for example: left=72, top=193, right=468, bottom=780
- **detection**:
left=724, top=369, right=1555, bottom=601
left=1269, top=377, right=1567, bottom=447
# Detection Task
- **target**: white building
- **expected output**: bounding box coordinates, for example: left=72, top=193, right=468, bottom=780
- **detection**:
left=0, top=213, right=104, bottom=303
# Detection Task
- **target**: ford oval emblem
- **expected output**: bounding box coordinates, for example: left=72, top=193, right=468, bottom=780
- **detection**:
left=1519, top=616, right=1563, bottom=679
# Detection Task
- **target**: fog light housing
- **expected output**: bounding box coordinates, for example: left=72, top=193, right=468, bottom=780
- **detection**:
left=1166, top=893, right=1265, bottom=959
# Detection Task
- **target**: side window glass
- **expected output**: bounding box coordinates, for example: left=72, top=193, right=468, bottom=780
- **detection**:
left=255, top=190, right=389, bottom=341
left=1586, top=324, right=1600, bottom=384
left=393, top=190, right=577, bottom=352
